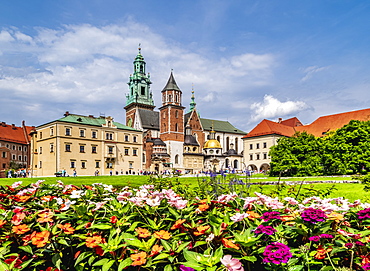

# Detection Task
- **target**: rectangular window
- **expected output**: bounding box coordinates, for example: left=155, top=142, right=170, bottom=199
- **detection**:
left=2, top=152, right=6, bottom=158
left=263, top=142, right=267, bottom=148
left=106, top=162, right=113, bottom=168
left=95, top=161, right=100, bottom=168
left=249, top=144, right=253, bottom=150
left=124, top=148, right=129, bottom=155
left=106, top=133, right=113, bottom=140
left=50, top=128, right=54, bottom=136
left=65, top=128, right=71, bottom=136
left=81, top=161, right=86, bottom=168
left=256, top=154, right=260, bottom=160
left=125, top=135, right=129, bottom=142
left=256, top=143, right=260, bottom=149
left=24, top=156, right=27, bottom=161
left=92, top=131, right=97, bottom=138
left=80, top=130, right=85, bottom=137
left=263, top=153, right=267, bottom=159
left=133, top=149, right=137, bottom=156
left=18, top=155, right=22, bottom=161
left=65, top=144, right=71, bottom=152
left=129, top=162, right=133, bottom=169
left=70, top=161, right=75, bottom=168
left=108, top=146, right=114, bottom=154
left=39, top=132, right=42, bottom=139
left=18, top=146, right=22, bottom=151
left=80, top=145, right=85, bottom=153
left=249, top=154, right=253, bottom=161
left=39, top=147, right=42, bottom=154
left=133, top=136, right=137, bottom=142
left=24, top=146, right=27, bottom=151
left=2, top=163, right=5, bottom=169
left=39, top=161, right=42, bottom=168
left=92, top=146, right=97, bottom=153
left=12, top=154, right=16, bottom=160
left=50, top=144, right=54, bottom=152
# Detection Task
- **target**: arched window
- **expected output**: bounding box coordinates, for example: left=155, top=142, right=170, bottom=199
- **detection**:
left=226, top=137, right=230, bottom=151
left=225, top=159, right=229, bottom=168
left=175, top=123, right=178, bottom=132
left=217, top=136, right=220, bottom=142
left=235, top=138, right=238, bottom=153
left=175, top=110, right=178, bottom=118
left=233, top=160, right=238, bottom=169
left=169, top=95, right=172, bottom=102
left=175, top=154, right=179, bottom=164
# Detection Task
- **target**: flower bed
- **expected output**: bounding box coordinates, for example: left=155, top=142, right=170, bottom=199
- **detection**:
left=1, top=180, right=370, bottom=270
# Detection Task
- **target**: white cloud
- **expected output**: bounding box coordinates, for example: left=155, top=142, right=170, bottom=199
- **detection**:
left=250, top=94, right=309, bottom=121
left=300, top=65, right=328, bottom=82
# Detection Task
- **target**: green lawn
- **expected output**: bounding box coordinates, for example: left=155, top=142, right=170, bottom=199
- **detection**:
left=1, top=174, right=369, bottom=202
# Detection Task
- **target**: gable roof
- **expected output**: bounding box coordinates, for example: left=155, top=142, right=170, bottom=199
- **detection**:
left=243, top=119, right=297, bottom=138
left=200, top=118, right=246, bottom=134
left=0, top=122, right=33, bottom=144
left=137, top=109, right=160, bottom=130
left=39, top=114, right=140, bottom=131
left=296, top=108, right=370, bottom=137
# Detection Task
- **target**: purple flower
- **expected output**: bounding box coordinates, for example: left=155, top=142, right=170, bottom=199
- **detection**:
left=301, top=208, right=327, bottom=224
left=356, top=241, right=365, bottom=246
left=255, top=225, right=277, bottom=236
left=261, top=211, right=281, bottom=222
left=263, top=242, right=292, bottom=265
left=345, top=242, right=354, bottom=249
left=180, top=265, right=195, bottom=271
left=358, top=208, right=370, bottom=220
left=308, top=235, right=321, bottom=242
left=363, top=263, right=370, bottom=270
left=320, top=234, right=333, bottom=239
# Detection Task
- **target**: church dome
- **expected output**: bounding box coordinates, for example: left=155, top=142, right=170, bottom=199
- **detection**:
left=203, top=139, right=222, bottom=149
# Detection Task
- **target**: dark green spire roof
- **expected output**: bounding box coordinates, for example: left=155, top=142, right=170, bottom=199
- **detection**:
left=189, top=90, right=196, bottom=112
left=162, top=71, right=181, bottom=92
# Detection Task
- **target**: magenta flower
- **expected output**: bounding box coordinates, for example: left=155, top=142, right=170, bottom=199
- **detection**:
left=255, top=225, right=277, bottom=236
left=261, top=211, right=281, bottom=222
left=363, top=263, right=370, bottom=270
left=179, top=265, right=195, bottom=271
left=308, top=235, right=321, bottom=242
left=301, top=208, right=327, bottom=224
left=263, top=242, right=292, bottom=265
left=221, top=255, right=244, bottom=271
left=358, top=208, right=370, bottom=220
left=320, top=234, right=333, bottom=239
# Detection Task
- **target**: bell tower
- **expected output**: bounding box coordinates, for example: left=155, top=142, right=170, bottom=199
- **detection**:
left=124, top=45, right=155, bottom=127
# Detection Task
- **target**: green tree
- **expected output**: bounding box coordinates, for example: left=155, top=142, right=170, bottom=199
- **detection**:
left=269, top=132, right=323, bottom=177
left=322, top=120, right=370, bottom=175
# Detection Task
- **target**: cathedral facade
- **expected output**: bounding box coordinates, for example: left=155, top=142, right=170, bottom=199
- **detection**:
left=125, top=47, right=246, bottom=173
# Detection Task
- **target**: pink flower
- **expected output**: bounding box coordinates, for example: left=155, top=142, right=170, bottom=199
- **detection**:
left=170, top=199, right=188, bottom=209
left=230, top=213, right=249, bottom=222
left=221, top=255, right=244, bottom=271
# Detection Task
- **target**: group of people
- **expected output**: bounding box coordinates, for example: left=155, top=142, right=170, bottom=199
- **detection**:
left=7, top=168, right=30, bottom=178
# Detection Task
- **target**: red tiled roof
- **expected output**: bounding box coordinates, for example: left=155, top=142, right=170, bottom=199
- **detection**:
left=243, top=108, right=370, bottom=139
left=296, top=108, right=370, bottom=137
left=242, top=119, right=297, bottom=138
left=0, top=123, right=33, bottom=144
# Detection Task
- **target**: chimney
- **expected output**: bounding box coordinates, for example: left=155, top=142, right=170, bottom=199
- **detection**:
left=12, top=124, right=16, bottom=129
left=64, top=111, right=70, bottom=116
left=278, top=118, right=282, bottom=123
left=22, top=120, right=25, bottom=127
left=1, top=122, right=6, bottom=127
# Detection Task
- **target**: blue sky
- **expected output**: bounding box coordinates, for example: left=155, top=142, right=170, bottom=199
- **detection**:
left=1, top=0, right=370, bottom=132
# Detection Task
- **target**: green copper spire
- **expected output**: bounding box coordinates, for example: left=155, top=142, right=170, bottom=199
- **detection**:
left=188, top=84, right=197, bottom=113
left=126, top=45, right=154, bottom=107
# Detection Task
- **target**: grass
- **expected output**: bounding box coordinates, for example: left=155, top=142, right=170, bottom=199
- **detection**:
left=1, top=174, right=369, bottom=202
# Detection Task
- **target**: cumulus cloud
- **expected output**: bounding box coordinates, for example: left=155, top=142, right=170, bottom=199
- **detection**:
left=300, top=65, right=328, bottom=82
left=250, top=94, right=309, bottom=121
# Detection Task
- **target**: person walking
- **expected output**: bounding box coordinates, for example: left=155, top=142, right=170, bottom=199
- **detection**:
left=73, top=169, right=77, bottom=177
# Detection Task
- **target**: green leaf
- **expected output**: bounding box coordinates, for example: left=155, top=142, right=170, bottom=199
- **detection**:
left=122, top=234, right=144, bottom=249
left=75, top=251, right=92, bottom=266
left=241, top=256, right=257, bottom=262
left=181, top=261, right=205, bottom=271
left=88, top=255, right=97, bottom=266
left=93, top=258, right=109, bottom=266
left=127, top=221, right=140, bottom=232
left=19, top=258, right=34, bottom=270
left=193, top=241, right=207, bottom=248
left=288, top=265, right=304, bottom=271
left=160, top=239, right=172, bottom=251
left=19, top=245, right=33, bottom=255
left=102, top=259, right=115, bottom=271
left=183, top=249, right=201, bottom=262
left=153, top=253, right=170, bottom=261
left=90, top=224, right=112, bottom=230
left=52, top=253, right=62, bottom=269
left=175, top=241, right=191, bottom=253
left=164, top=264, right=173, bottom=271
left=57, top=238, right=69, bottom=246
left=117, top=258, right=132, bottom=271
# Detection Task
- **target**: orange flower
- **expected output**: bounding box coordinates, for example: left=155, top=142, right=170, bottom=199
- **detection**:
left=222, top=238, right=240, bottom=250
left=327, top=212, right=344, bottom=223
left=0, top=220, right=6, bottom=228
left=198, top=204, right=209, bottom=212
left=314, top=245, right=332, bottom=260
left=41, top=196, right=55, bottom=202
left=136, top=227, right=151, bottom=238
left=37, top=212, right=54, bottom=223
left=12, top=224, right=31, bottom=234
left=171, top=219, right=186, bottom=230
left=153, top=230, right=171, bottom=240
left=31, top=231, right=50, bottom=248
left=86, top=235, right=103, bottom=248
left=193, top=225, right=210, bottom=236
left=13, top=195, right=31, bottom=202
left=131, top=251, right=147, bottom=266
left=57, top=223, right=75, bottom=234
left=246, top=211, right=260, bottom=220
left=150, top=244, right=163, bottom=256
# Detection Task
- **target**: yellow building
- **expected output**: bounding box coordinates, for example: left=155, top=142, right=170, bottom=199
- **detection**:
left=31, top=112, right=142, bottom=177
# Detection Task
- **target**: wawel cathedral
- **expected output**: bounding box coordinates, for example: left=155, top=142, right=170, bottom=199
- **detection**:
left=124, top=47, right=246, bottom=173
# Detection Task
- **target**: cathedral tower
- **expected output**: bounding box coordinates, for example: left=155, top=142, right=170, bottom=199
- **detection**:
left=124, top=46, right=155, bottom=127
left=159, top=71, right=185, bottom=168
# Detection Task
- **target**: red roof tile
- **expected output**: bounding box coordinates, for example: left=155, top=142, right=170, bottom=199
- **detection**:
left=0, top=122, right=33, bottom=144
left=242, top=119, right=297, bottom=138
